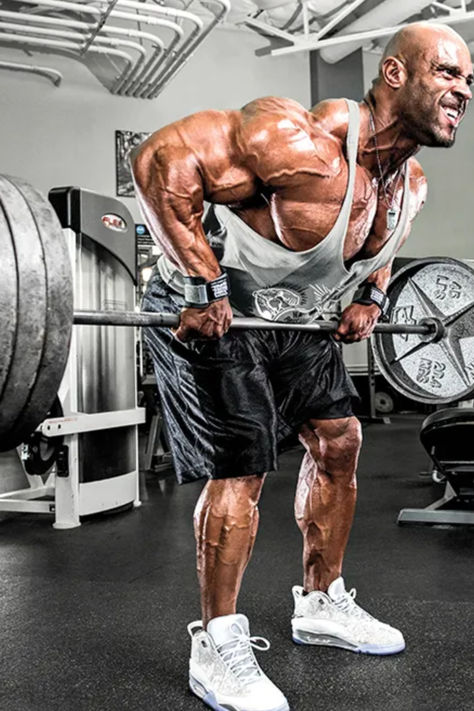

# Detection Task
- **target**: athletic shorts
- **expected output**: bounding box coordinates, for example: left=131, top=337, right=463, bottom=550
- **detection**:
left=143, top=270, right=359, bottom=484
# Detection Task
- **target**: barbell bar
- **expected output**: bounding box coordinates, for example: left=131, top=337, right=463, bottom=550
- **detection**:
left=73, top=309, right=446, bottom=339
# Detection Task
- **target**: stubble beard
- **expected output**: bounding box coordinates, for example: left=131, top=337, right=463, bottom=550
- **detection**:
left=400, top=91, right=456, bottom=148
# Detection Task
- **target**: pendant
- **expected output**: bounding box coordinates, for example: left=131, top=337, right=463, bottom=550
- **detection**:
left=387, top=208, right=398, bottom=231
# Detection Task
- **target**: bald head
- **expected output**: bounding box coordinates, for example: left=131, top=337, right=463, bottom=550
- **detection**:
left=380, top=22, right=471, bottom=80
left=369, top=20, right=473, bottom=148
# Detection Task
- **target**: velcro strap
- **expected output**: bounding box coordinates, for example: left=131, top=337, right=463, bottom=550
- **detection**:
left=353, top=283, right=390, bottom=319
left=183, top=272, right=230, bottom=308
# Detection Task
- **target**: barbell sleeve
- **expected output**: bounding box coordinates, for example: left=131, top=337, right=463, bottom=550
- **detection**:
left=73, top=310, right=438, bottom=336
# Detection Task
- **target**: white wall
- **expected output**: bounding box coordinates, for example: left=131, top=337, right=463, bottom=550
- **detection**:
left=0, top=27, right=310, bottom=221
left=363, top=51, right=474, bottom=260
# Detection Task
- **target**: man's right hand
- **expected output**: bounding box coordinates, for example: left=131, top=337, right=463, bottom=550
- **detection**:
left=174, top=298, right=233, bottom=342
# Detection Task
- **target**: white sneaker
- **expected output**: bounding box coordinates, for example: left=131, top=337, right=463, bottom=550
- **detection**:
left=188, top=613, right=290, bottom=711
left=291, top=577, right=405, bottom=655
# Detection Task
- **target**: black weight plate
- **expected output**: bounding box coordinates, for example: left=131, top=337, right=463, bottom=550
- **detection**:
left=372, top=257, right=474, bottom=404
left=0, top=175, right=49, bottom=450
left=0, top=203, right=18, bottom=405
left=3, top=176, right=73, bottom=449
left=23, top=396, right=63, bottom=475
left=0, top=176, right=72, bottom=451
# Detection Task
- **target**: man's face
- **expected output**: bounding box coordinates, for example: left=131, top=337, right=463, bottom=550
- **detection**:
left=398, top=37, right=473, bottom=147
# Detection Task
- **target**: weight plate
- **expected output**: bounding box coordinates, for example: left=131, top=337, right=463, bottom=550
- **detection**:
left=0, top=203, right=18, bottom=406
left=0, top=175, right=73, bottom=451
left=372, top=257, right=474, bottom=404
left=374, top=391, right=394, bottom=414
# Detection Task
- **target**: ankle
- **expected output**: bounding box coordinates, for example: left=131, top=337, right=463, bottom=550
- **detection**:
left=304, top=572, right=341, bottom=594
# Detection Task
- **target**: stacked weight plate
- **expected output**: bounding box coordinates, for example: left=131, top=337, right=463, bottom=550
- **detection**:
left=0, top=175, right=73, bottom=451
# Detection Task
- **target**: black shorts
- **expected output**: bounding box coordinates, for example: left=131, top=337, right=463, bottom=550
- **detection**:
left=143, top=271, right=359, bottom=484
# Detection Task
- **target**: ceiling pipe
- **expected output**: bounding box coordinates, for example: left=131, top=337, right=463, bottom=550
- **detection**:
left=319, top=0, right=431, bottom=63
left=0, top=22, right=146, bottom=61
left=0, top=22, right=146, bottom=89
left=270, top=8, right=474, bottom=56
left=0, top=58, right=62, bottom=86
left=11, top=0, right=187, bottom=96
left=147, top=0, right=230, bottom=99
left=0, top=10, right=166, bottom=94
left=0, top=33, right=133, bottom=82
left=1, top=0, right=227, bottom=98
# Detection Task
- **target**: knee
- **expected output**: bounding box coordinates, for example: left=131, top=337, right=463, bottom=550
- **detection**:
left=302, top=417, right=362, bottom=477
left=193, top=475, right=264, bottom=531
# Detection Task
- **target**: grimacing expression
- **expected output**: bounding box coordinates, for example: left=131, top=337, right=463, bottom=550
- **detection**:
left=398, top=38, right=473, bottom=148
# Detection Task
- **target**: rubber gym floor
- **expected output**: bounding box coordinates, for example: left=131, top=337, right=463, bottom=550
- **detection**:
left=0, top=415, right=472, bottom=711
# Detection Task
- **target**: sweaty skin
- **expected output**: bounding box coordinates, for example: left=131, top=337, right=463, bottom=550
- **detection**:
left=133, top=22, right=472, bottom=627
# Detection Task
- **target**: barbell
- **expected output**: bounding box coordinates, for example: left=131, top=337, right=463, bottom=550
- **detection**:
left=1, top=174, right=473, bottom=453
left=72, top=308, right=445, bottom=337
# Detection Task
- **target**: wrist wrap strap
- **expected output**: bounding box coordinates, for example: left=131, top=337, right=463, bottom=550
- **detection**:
left=183, top=272, right=230, bottom=308
left=353, top=283, right=390, bottom=320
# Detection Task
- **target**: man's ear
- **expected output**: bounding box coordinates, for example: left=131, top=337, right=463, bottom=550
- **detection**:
left=382, top=57, right=407, bottom=89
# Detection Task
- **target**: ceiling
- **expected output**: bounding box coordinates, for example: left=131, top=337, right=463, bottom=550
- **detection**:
left=0, top=0, right=472, bottom=97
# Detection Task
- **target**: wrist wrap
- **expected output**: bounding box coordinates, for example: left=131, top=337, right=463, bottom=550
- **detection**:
left=183, top=272, right=230, bottom=308
left=353, top=283, right=390, bottom=320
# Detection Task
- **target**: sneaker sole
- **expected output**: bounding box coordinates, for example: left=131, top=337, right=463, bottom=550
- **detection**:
left=292, top=630, right=405, bottom=656
left=189, top=674, right=290, bottom=711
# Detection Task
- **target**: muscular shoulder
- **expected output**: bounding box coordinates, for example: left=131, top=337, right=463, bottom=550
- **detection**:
left=132, top=109, right=242, bottom=191
left=309, top=98, right=352, bottom=141
left=237, top=96, right=343, bottom=184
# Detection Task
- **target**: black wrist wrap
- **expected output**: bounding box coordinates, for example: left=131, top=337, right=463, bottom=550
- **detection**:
left=183, top=272, right=230, bottom=308
left=353, top=283, right=390, bottom=320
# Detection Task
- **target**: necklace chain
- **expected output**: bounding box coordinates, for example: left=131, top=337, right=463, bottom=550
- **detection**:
left=364, top=100, right=405, bottom=230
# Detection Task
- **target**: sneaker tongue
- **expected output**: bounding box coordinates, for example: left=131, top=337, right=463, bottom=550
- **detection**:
left=207, top=614, right=250, bottom=647
left=327, top=577, right=346, bottom=601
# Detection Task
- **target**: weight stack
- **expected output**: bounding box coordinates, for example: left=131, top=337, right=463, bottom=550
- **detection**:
left=49, top=187, right=137, bottom=486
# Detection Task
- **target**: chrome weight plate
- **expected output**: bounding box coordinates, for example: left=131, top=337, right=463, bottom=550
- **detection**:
left=372, top=257, right=474, bottom=404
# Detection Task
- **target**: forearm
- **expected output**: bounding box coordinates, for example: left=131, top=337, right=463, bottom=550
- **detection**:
left=363, top=262, right=393, bottom=293
left=132, top=142, right=221, bottom=281
left=134, top=185, right=221, bottom=281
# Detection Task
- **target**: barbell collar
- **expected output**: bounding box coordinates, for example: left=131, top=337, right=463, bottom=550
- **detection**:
left=73, top=310, right=438, bottom=336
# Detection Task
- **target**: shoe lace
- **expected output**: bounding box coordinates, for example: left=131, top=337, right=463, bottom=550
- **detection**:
left=333, top=588, right=373, bottom=620
left=217, top=622, right=270, bottom=688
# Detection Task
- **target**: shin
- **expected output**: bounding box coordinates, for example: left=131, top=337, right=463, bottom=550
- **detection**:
left=295, top=417, right=362, bottom=592
left=193, top=474, right=266, bottom=628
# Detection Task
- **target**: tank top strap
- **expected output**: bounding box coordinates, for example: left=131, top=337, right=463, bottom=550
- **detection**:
left=393, top=162, right=411, bottom=247
left=325, top=99, right=361, bottom=250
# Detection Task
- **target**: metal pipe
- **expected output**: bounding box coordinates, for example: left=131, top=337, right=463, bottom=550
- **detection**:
left=10, top=0, right=184, bottom=96
left=73, top=310, right=437, bottom=336
left=0, top=19, right=147, bottom=57
left=0, top=8, right=166, bottom=94
left=146, top=0, right=230, bottom=99
left=0, top=22, right=145, bottom=89
left=309, top=0, right=369, bottom=41
left=96, top=0, right=203, bottom=97
left=271, top=10, right=474, bottom=57
left=319, top=0, right=430, bottom=64
left=0, top=58, right=62, bottom=85
left=81, top=0, right=119, bottom=53
left=0, top=33, right=133, bottom=77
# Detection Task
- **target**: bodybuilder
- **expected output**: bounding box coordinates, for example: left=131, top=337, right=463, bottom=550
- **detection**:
left=132, top=22, right=472, bottom=711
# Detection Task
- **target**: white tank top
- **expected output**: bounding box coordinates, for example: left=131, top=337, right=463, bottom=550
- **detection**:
left=158, top=99, right=411, bottom=322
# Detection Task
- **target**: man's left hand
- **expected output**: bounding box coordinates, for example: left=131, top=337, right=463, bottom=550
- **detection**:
left=333, top=302, right=382, bottom=343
